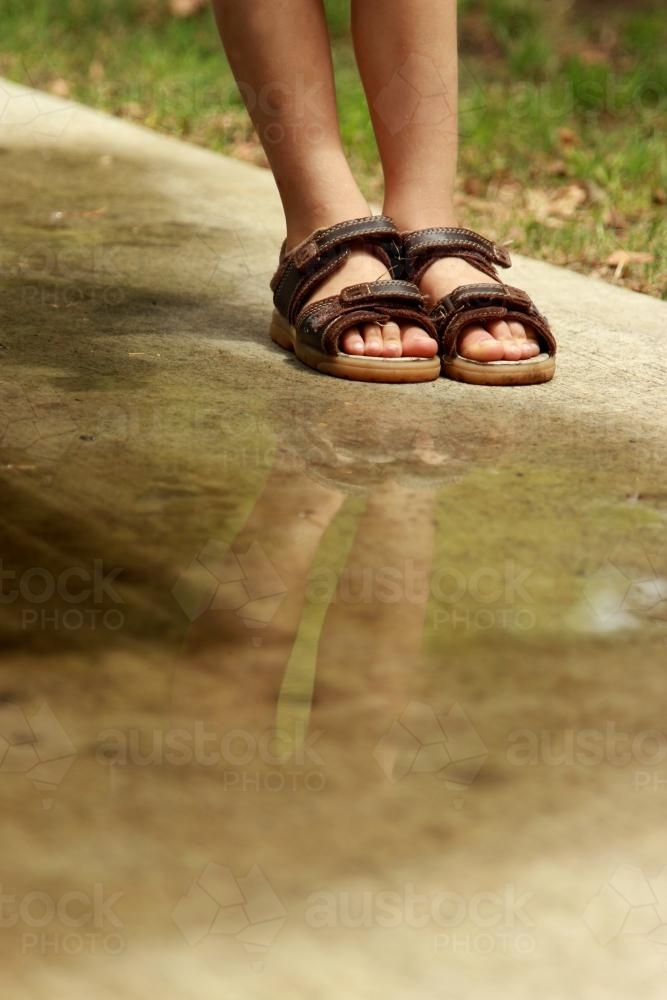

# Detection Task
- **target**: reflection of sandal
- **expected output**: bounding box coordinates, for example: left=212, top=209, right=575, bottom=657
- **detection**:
left=270, top=398, right=466, bottom=496
left=269, top=217, right=440, bottom=384
left=403, top=228, right=557, bottom=386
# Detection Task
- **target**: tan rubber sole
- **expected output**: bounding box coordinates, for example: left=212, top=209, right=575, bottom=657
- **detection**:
left=270, top=311, right=441, bottom=385
left=442, top=353, right=556, bottom=387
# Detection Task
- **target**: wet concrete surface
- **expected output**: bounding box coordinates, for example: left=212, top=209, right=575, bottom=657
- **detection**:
left=1, top=82, right=667, bottom=998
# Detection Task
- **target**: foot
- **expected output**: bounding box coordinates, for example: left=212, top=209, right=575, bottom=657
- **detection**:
left=296, top=248, right=437, bottom=360
left=418, top=258, right=541, bottom=363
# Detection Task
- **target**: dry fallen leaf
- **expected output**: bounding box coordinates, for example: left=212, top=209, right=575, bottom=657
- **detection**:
left=606, top=250, right=654, bottom=280
left=48, top=78, right=71, bottom=98
left=578, top=46, right=609, bottom=66
left=549, top=183, right=587, bottom=219
left=558, top=127, right=581, bottom=148
left=524, top=184, right=586, bottom=224
left=525, top=188, right=553, bottom=223
left=463, top=177, right=485, bottom=197
left=89, top=60, right=105, bottom=84
left=607, top=250, right=654, bottom=266
left=546, top=159, right=568, bottom=177
left=169, top=0, right=208, bottom=17
left=604, top=208, right=627, bottom=231
left=121, top=102, right=145, bottom=120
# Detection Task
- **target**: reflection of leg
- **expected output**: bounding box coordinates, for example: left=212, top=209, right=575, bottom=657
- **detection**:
left=172, top=466, right=344, bottom=721
left=314, top=482, right=435, bottom=714
left=306, top=482, right=436, bottom=784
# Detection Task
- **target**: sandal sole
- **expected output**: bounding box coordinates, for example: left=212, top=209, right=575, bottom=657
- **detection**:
left=442, top=353, right=556, bottom=387
left=270, top=311, right=440, bottom=385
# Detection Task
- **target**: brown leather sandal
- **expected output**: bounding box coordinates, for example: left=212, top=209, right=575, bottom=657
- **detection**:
left=403, top=228, right=557, bottom=386
left=270, top=216, right=440, bottom=383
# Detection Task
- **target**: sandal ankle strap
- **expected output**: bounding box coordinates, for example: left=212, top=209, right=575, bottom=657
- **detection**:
left=271, top=216, right=402, bottom=324
left=403, top=227, right=512, bottom=283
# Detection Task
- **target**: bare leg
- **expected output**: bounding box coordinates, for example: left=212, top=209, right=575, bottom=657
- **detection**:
left=352, top=0, right=540, bottom=362
left=211, top=0, right=436, bottom=359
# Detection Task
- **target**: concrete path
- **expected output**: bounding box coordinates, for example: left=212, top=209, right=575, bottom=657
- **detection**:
left=1, top=80, right=667, bottom=999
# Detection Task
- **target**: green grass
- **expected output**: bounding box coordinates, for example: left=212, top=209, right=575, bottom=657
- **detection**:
left=1, top=0, right=665, bottom=297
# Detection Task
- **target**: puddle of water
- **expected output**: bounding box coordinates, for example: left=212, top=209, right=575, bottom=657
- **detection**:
left=2, top=143, right=667, bottom=998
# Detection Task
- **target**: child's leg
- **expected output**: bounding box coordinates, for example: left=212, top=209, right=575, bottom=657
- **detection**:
left=211, top=0, right=436, bottom=359
left=352, top=0, right=540, bottom=363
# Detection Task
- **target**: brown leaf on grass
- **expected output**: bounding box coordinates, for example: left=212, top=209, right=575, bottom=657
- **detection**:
left=558, top=127, right=581, bottom=148
left=604, top=208, right=627, bottom=232
left=463, top=177, right=485, bottom=197
left=47, top=78, right=71, bottom=98
left=606, top=251, right=654, bottom=267
left=89, top=60, right=105, bottom=84
left=169, top=0, right=208, bottom=17
left=525, top=183, right=586, bottom=225
left=652, top=189, right=667, bottom=206
left=606, top=250, right=654, bottom=280
left=549, top=183, right=587, bottom=219
left=578, top=46, right=610, bottom=66
left=525, top=188, right=554, bottom=223
left=546, top=159, right=568, bottom=177
left=120, top=102, right=145, bottom=120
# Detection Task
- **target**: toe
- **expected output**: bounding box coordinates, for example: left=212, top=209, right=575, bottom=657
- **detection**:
left=458, top=324, right=506, bottom=362
left=401, top=325, right=439, bottom=359
left=487, top=320, right=522, bottom=361
left=381, top=321, right=403, bottom=358
left=508, top=320, right=541, bottom=360
left=362, top=323, right=385, bottom=357
left=340, top=327, right=365, bottom=356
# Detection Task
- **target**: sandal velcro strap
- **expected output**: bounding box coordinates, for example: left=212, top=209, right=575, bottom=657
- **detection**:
left=431, top=282, right=556, bottom=358
left=403, top=227, right=513, bottom=283
left=297, top=280, right=437, bottom=356
left=288, top=217, right=400, bottom=271
left=339, top=280, right=424, bottom=307
left=431, top=283, right=533, bottom=323
left=271, top=215, right=403, bottom=323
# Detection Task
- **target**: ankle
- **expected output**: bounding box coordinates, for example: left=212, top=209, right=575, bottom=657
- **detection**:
left=383, top=200, right=458, bottom=235
left=278, top=158, right=371, bottom=250
left=285, top=199, right=372, bottom=251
